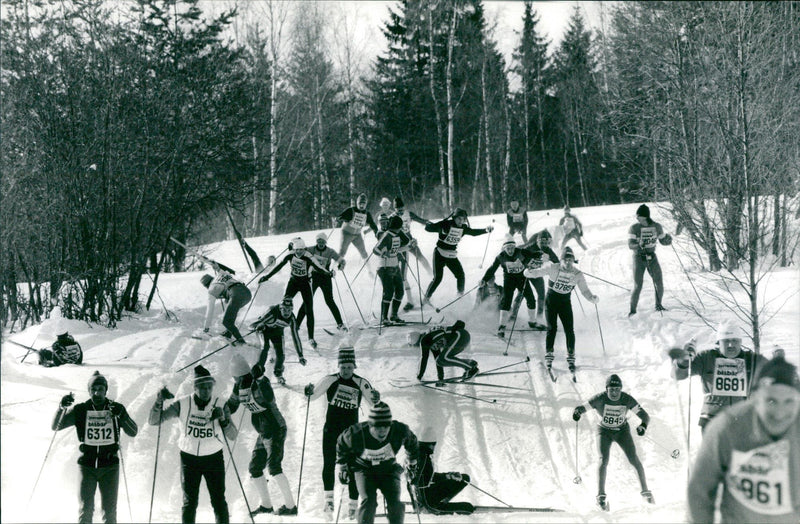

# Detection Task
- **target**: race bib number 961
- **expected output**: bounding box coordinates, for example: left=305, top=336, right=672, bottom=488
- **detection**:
left=727, top=440, right=792, bottom=516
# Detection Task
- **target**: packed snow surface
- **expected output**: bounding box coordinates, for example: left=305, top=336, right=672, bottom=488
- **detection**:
left=2, top=202, right=798, bottom=523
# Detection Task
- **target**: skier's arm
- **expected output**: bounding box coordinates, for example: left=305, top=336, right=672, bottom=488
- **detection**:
left=417, top=341, right=431, bottom=380
left=203, top=294, right=216, bottom=331
left=305, top=252, right=330, bottom=275
left=424, top=219, right=446, bottom=233
left=366, top=212, right=378, bottom=235
left=574, top=216, right=583, bottom=234
left=308, top=375, right=337, bottom=401
left=403, top=425, right=420, bottom=463
left=628, top=225, right=641, bottom=251
left=559, top=216, right=567, bottom=226
left=358, top=377, right=379, bottom=407
left=506, top=212, right=514, bottom=229
left=687, top=416, right=726, bottom=523
left=575, top=272, right=596, bottom=301
left=261, top=255, right=291, bottom=281
left=372, top=234, right=390, bottom=257
left=463, top=225, right=489, bottom=237
left=523, top=263, right=553, bottom=280
left=149, top=398, right=180, bottom=425
left=336, top=427, right=357, bottom=466
left=523, top=211, right=529, bottom=228
left=337, top=208, right=354, bottom=226
left=289, top=316, right=304, bottom=360
left=217, top=403, right=238, bottom=441
left=225, top=390, right=240, bottom=415
left=113, top=403, right=138, bottom=437
left=408, top=211, right=429, bottom=225
left=53, top=405, right=76, bottom=431
left=481, top=256, right=501, bottom=283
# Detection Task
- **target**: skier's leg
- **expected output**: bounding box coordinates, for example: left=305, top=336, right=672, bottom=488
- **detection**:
left=272, top=333, right=285, bottom=378
left=204, top=451, right=229, bottom=523
left=630, top=255, right=646, bottom=314
left=181, top=454, right=203, bottom=524
left=353, top=234, right=368, bottom=260
left=382, top=468, right=404, bottom=524
left=78, top=465, right=99, bottom=524
left=390, top=268, right=404, bottom=319
left=597, top=430, right=613, bottom=496
left=223, top=285, right=251, bottom=343
left=562, top=299, right=576, bottom=369
left=97, top=463, right=120, bottom=524
left=523, top=279, right=537, bottom=323
left=619, top=427, right=649, bottom=491
left=413, top=244, right=432, bottom=274
left=436, top=331, right=473, bottom=370
left=319, top=276, right=343, bottom=325
left=449, top=257, right=466, bottom=294
left=339, top=232, right=354, bottom=258
left=300, top=280, right=315, bottom=339
left=649, top=256, right=664, bottom=308
left=425, top=250, right=445, bottom=300
left=532, top=278, right=546, bottom=317
left=544, top=295, right=558, bottom=367
left=378, top=268, right=392, bottom=321
left=321, top=427, right=337, bottom=492
left=295, top=278, right=319, bottom=327
left=355, top=471, right=379, bottom=524
left=576, top=234, right=588, bottom=250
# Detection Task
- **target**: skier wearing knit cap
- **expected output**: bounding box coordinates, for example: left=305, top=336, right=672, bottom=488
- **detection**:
left=390, top=196, right=431, bottom=311
left=627, top=203, right=673, bottom=315
left=296, top=232, right=348, bottom=334
left=335, top=193, right=379, bottom=259
left=53, top=371, right=138, bottom=523
left=423, top=208, right=493, bottom=304
left=200, top=263, right=252, bottom=346
left=225, top=354, right=297, bottom=517
left=559, top=205, right=587, bottom=250
left=148, top=365, right=238, bottom=523
left=258, top=238, right=331, bottom=349
left=668, top=322, right=768, bottom=432
left=249, top=296, right=306, bottom=385
left=336, top=402, right=420, bottom=524
left=373, top=215, right=415, bottom=324
left=407, top=320, right=478, bottom=384
left=506, top=199, right=529, bottom=243
left=411, top=427, right=474, bottom=515
left=572, top=374, right=653, bottom=511
left=480, top=235, right=542, bottom=337
left=524, top=246, right=598, bottom=376
left=688, top=356, right=800, bottom=524
left=521, top=229, right=560, bottom=323
left=304, top=338, right=381, bottom=518
left=379, top=197, right=392, bottom=216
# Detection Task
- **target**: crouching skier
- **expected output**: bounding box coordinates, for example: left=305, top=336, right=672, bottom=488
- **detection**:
left=336, top=402, right=419, bottom=524
left=406, top=320, right=478, bottom=384
left=411, top=427, right=474, bottom=515
left=226, top=354, right=298, bottom=517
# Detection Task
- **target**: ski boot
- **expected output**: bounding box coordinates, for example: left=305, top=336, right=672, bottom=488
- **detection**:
left=250, top=506, right=274, bottom=517
left=336, top=324, right=348, bottom=333
left=389, top=316, right=405, bottom=325
left=628, top=309, right=637, bottom=318
left=347, top=500, right=358, bottom=520
left=220, top=330, right=233, bottom=340
left=323, top=500, right=334, bottom=515
left=277, top=505, right=298, bottom=516
left=596, top=494, right=609, bottom=511
left=434, top=381, right=446, bottom=387
left=275, top=369, right=286, bottom=385
left=655, top=304, right=667, bottom=312
left=496, top=325, right=506, bottom=339
left=641, top=490, right=655, bottom=504
left=309, top=339, right=318, bottom=349
left=403, top=302, right=415, bottom=312
left=463, top=362, right=479, bottom=380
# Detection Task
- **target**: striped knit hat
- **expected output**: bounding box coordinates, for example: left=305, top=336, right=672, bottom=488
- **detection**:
left=194, top=365, right=215, bottom=386
left=337, top=337, right=356, bottom=367
left=368, top=402, right=392, bottom=427
left=502, top=235, right=515, bottom=247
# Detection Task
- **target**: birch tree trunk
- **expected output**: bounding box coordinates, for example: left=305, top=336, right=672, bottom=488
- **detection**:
left=445, top=3, right=458, bottom=209
left=481, top=56, right=495, bottom=212
left=427, top=2, right=447, bottom=211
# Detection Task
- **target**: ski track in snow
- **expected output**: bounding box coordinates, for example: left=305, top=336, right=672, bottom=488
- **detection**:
left=3, top=202, right=798, bottom=523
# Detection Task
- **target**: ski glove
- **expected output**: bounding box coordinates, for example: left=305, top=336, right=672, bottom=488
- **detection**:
left=659, top=233, right=673, bottom=246
left=337, top=259, right=346, bottom=270
left=485, top=225, right=494, bottom=233
left=304, top=383, right=314, bottom=397
left=299, top=357, right=307, bottom=366
left=157, top=387, right=174, bottom=402
left=636, top=424, right=647, bottom=436
left=258, top=275, right=269, bottom=284
left=109, top=402, right=125, bottom=418
left=60, top=393, right=75, bottom=408
left=370, top=389, right=381, bottom=404
left=572, top=405, right=586, bottom=421
left=337, top=465, right=351, bottom=484
left=406, top=460, right=418, bottom=483
left=251, top=363, right=265, bottom=379
left=589, top=295, right=599, bottom=304
left=210, top=407, right=228, bottom=424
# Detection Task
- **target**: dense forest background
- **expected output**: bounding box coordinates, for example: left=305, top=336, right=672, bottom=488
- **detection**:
left=2, top=0, right=798, bottom=328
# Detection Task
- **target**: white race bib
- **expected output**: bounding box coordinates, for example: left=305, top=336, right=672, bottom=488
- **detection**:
left=330, top=384, right=359, bottom=410
left=186, top=412, right=215, bottom=440
left=290, top=257, right=309, bottom=277
left=505, top=259, right=524, bottom=274
left=350, top=212, right=367, bottom=229
left=600, top=405, right=628, bottom=429
left=361, top=442, right=395, bottom=466
left=639, top=226, right=658, bottom=249
left=443, top=227, right=464, bottom=245
left=712, top=358, right=748, bottom=397
left=727, top=440, right=793, bottom=516
left=238, top=387, right=266, bottom=413
left=85, top=410, right=115, bottom=445
left=563, top=217, right=575, bottom=231
left=550, top=272, right=576, bottom=294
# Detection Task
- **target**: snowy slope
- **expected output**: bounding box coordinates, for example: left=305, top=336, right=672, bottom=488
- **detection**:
left=2, top=202, right=798, bottom=523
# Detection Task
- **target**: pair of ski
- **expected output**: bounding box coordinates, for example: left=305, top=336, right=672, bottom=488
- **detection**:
left=543, top=362, right=576, bottom=383
left=379, top=504, right=564, bottom=515
left=391, top=357, right=530, bottom=389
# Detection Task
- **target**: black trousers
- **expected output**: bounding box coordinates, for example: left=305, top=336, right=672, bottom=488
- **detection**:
left=545, top=292, right=575, bottom=361
left=597, top=425, right=647, bottom=495
left=180, top=450, right=228, bottom=524
left=500, top=274, right=535, bottom=311
left=259, top=328, right=285, bottom=377
left=322, top=424, right=359, bottom=500
left=425, top=250, right=465, bottom=299
left=296, top=273, right=343, bottom=326
left=285, top=276, right=314, bottom=339
left=378, top=266, right=404, bottom=319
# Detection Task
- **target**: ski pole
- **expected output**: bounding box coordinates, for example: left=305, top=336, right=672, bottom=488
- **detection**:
left=334, top=483, right=347, bottom=524
left=419, top=383, right=496, bottom=404
left=332, top=274, right=351, bottom=328
left=415, top=252, right=425, bottom=323
left=119, top=442, right=133, bottom=522
left=434, top=283, right=480, bottom=313
left=296, top=397, right=310, bottom=508
left=479, top=356, right=531, bottom=376
left=175, top=328, right=257, bottom=373
left=581, top=271, right=631, bottom=292
left=406, top=478, right=422, bottom=524
left=28, top=396, right=70, bottom=508
left=594, top=303, right=606, bottom=355
left=341, top=271, right=367, bottom=325
left=148, top=399, right=164, bottom=523
left=7, top=339, right=40, bottom=363
left=504, top=293, right=524, bottom=356
left=574, top=291, right=586, bottom=316
left=642, top=433, right=680, bottom=459
left=224, top=409, right=247, bottom=474
left=477, top=219, right=495, bottom=269
left=369, top=272, right=378, bottom=318
left=220, top=420, right=255, bottom=524
left=671, top=243, right=705, bottom=309
left=467, top=481, right=512, bottom=507
left=687, top=359, right=693, bottom=483
left=573, top=421, right=582, bottom=484
left=351, top=252, right=374, bottom=283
